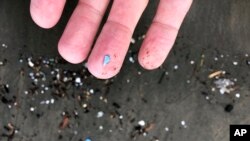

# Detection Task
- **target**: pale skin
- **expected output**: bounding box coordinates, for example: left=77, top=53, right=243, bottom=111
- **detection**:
left=30, top=0, right=193, bottom=79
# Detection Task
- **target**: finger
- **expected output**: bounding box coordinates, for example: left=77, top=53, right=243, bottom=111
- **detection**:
left=138, top=0, right=193, bottom=70
left=58, top=0, right=109, bottom=64
left=87, top=0, right=148, bottom=79
left=30, top=0, right=66, bottom=28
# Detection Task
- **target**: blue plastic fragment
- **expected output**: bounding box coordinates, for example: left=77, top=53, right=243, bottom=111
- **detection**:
left=85, top=137, right=92, bottom=141
left=103, top=55, right=111, bottom=66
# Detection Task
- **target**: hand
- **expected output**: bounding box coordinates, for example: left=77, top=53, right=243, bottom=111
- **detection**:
left=30, top=0, right=192, bottom=79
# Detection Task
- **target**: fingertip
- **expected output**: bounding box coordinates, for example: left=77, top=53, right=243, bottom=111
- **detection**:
left=30, top=0, right=65, bottom=29
left=138, top=54, right=162, bottom=70
left=58, top=41, right=87, bottom=64
left=87, top=61, right=120, bottom=79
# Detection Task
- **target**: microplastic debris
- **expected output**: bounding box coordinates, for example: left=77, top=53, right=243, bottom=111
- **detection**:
left=30, top=107, right=35, bottom=112
left=138, top=120, right=146, bottom=126
left=214, top=78, right=235, bottom=94
left=97, top=111, right=104, bottom=118
left=235, top=93, right=240, bottom=98
left=0, top=61, right=3, bottom=66
left=75, top=77, right=81, bottom=83
left=174, top=65, right=179, bottom=70
left=24, top=91, right=28, bottom=95
left=208, top=70, right=223, bottom=78
left=232, top=61, right=238, bottom=65
left=89, top=89, right=94, bottom=94
left=131, top=38, right=136, bottom=44
left=165, top=127, right=169, bottom=132
left=85, top=137, right=92, bottom=141
left=51, top=99, right=55, bottom=104
left=129, top=57, right=135, bottom=63
left=28, top=60, right=34, bottom=67
left=181, top=120, right=187, bottom=128
left=99, top=125, right=103, bottom=130
left=45, top=100, right=50, bottom=104
left=190, top=60, right=195, bottom=64
left=138, top=71, right=142, bottom=75
left=103, top=55, right=111, bottom=66
left=119, top=115, right=123, bottom=119
left=2, top=43, right=7, bottom=48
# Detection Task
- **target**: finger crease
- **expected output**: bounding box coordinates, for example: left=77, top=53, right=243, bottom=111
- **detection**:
left=106, top=20, right=133, bottom=34
left=78, top=1, right=103, bottom=16
left=152, top=21, right=179, bottom=31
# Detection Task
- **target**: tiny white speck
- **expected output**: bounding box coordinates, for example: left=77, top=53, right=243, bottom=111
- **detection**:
left=14, top=130, right=19, bottom=134
left=233, top=61, right=238, bottom=66
left=89, top=89, right=94, bottom=94
left=181, top=120, right=188, bottom=128
left=2, top=43, right=8, bottom=48
left=181, top=121, right=186, bottom=125
left=28, top=61, right=34, bottom=67
left=97, top=111, right=104, bottom=118
left=165, top=127, right=169, bottom=132
left=214, top=57, right=218, bottom=61
left=129, top=57, right=135, bottom=63
left=235, top=93, right=240, bottom=98
left=165, top=71, right=169, bottom=75
left=131, top=38, right=136, bottom=44
left=99, top=125, right=103, bottom=130
left=138, top=71, right=142, bottom=75
left=45, top=87, right=49, bottom=91
left=119, top=115, right=123, bottom=119
left=30, top=107, right=35, bottom=112
left=174, top=65, right=179, bottom=70
left=24, top=91, right=28, bottom=95
left=190, top=60, right=195, bottom=64
left=83, top=104, right=87, bottom=108
left=138, top=120, right=146, bottom=126
left=127, top=79, right=130, bottom=83
left=51, top=99, right=55, bottom=104
left=75, top=77, right=81, bottom=83
left=45, top=100, right=50, bottom=104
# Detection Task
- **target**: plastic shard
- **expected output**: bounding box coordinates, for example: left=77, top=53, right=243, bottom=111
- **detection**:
left=103, top=55, right=111, bottom=66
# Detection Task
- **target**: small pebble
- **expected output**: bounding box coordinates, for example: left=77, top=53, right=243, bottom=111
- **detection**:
left=225, top=104, right=234, bottom=112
